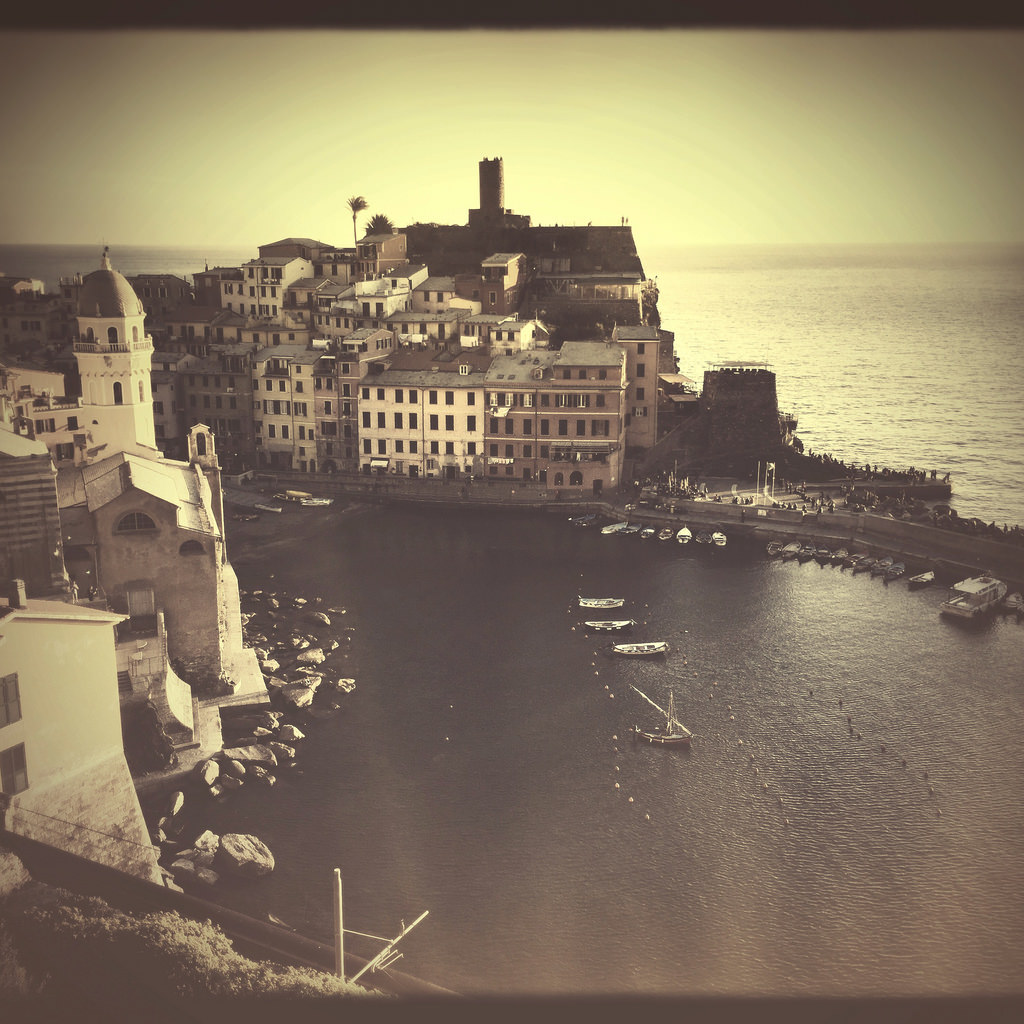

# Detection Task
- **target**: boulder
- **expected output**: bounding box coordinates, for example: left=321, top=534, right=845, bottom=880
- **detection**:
left=150, top=827, right=166, bottom=846
left=208, top=783, right=226, bottom=798
left=328, top=640, right=340, bottom=651
left=221, top=758, right=247, bottom=780
left=268, top=597, right=280, bottom=609
left=194, top=758, right=220, bottom=786
left=310, top=611, right=331, bottom=626
left=192, top=848, right=218, bottom=869
left=247, top=764, right=276, bottom=786
left=216, top=833, right=275, bottom=878
left=167, top=790, right=185, bottom=818
left=267, top=741, right=296, bottom=762
left=260, top=658, right=281, bottom=674
left=293, top=597, right=307, bottom=607
left=220, top=774, right=244, bottom=791
left=193, top=830, right=220, bottom=856
left=169, top=858, right=199, bottom=881
left=277, top=724, right=306, bottom=743
left=223, top=711, right=281, bottom=732
left=296, top=647, right=325, bottom=665
left=195, top=867, right=220, bottom=887
left=275, top=682, right=319, bottom=708
left=221, top=744, right=278, bottom=768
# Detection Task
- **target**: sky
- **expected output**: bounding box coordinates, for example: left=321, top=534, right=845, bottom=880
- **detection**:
left=1, top=28, right=1022, bottom=250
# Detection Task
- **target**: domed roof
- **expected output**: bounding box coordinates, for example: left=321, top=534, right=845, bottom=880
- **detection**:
left=78, top=250, right=144, bottom=318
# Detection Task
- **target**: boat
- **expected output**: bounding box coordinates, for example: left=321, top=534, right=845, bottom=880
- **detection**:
left=843, top=552, right=866, bottom=569
left=601, top=521, right=629, bottom=534
left=639, top=527, right=657, bottom=540
left=676, top=526, right=692, bottom=544
left=796, top=544, right=816, bottom=562
left=630, top=685, right=692, bottom=747
left=658, top=527, right=675, bottom=541
left=620, top=524, right=641, bottom=535
left=711, top=531, right=727, bottom=547
left=300, top=496, right=334, bottom=506
left=612, top=641, right=669, bottom=657
left=907, top=570, right=935, bottom=589
left=871, top=555, right=894, bottom=577
left=884, top=562, right=906, bottom=581
left=273, top=490, right=313, bottom=503
left=853, top=557, right=876, bottom=574
left=584, top=619, right=636, bottom=631
left=569, top=513, right=598, bottom=527
left=254, top=502, right=282, bottom=513
left=814, top=547, right=832, bottom=564
left=1004, top=592, right=1024, bottom=613
left=780, top=541, right=802, bottom=561
left=695, top=531, right=712, bottom=545
left=832, top=548, right=849, bottom=565
left=766, top=542, right=783, bottom=557
left=940, top=575, right=1007, bottom=618
left=579, top=596, right=625, bottom=609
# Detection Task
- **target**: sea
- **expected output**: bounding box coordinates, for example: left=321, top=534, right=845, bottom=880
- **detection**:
left=4, top=240, right=1024, bottom=997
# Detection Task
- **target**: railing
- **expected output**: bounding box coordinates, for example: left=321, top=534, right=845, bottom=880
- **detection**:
left=73, top=339, right=152, bottom=354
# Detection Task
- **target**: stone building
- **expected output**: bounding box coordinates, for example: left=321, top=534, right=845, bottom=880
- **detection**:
left=699, top=362, right=788, bottom=462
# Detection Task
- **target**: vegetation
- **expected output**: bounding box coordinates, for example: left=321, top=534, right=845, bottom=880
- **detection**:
left=347, top=195, right=368, bottom=245
left=365, top=213, right=394, bottom=235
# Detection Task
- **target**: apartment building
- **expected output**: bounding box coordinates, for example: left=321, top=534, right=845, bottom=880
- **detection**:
left=454, top=252, right=526, bottom=316
left=355, top=232, right=408, bottom=281
left=610, top=324, right=661, bottom=452
left=483, top=341, right=626, bottom=494
left=252, top=344, right=319, bottom=472
left=357, top=348, right=491, bottom=478
left=151, top=349, right=193, bottom=460
left=385, top=308, right=470, bottom=348
left=239, top=256, right=314, bottom=317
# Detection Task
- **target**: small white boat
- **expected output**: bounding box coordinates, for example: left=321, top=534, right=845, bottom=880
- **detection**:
left=780, top=542, right=802, bottom=561
left=766, top=542, right=783, bottom=557
left=300, top=496, right=334, bottom=506
left=1002, top=592, right=1024, bottom=613
left=602, top=521, right=629, bottom=534
left=940, top=575, right=1007, bottom=618
left=711, top=531, right=727, bottom=547
left=579, top=596, right=625, bottom=609
left=640, top=527, right=657, bottom=540
left=676, top=526, right=692, bottom=544
left=254, top=502, right=282, bottom=513
left=613, top=641, right=669, bottom=657
left=584, top=619, right=636, bottom=632
left=908, top=570, right=935, bottom=589
left=658, top=528, right=675, bottom=541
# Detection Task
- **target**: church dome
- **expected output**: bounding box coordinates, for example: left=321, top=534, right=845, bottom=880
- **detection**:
left=78, top=250, right=144, bottom=318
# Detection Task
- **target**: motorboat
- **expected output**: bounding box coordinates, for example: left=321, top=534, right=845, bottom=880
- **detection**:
left=676, top=526, right=693, bottom=544
left=907, top=570, right=935, bottom=589
left=613, top=641, right=669, bottom=657
left=601, top=521, right=629, bottom=534
left=579, top=596, right=625, bottom=609
left=584, top=619, right=636, bottom=632
left=711, top=531, right=727, bottom=547
left=940, top=575, right=1007, bottom=618
left=630, top=685, right=692, bottom=747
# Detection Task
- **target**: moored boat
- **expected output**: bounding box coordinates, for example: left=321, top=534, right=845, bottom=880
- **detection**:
left=884, top=562, right=906, bottom=581
left=620, top=524, right=641, bottom=535
left=832, top=548, right=849, bottom=565
left=640, top=527, right=657, bottom=540
left=601, top=521, right=629, bottom=534
left=1003, top=592, right=1024, bottom=613
left=711, top=531, right=727, bottom=547
left=584, top=619, right=636, bottom=632
left=630, top=685, right=692, bottom=747
left=658, top=527, right=675, bottom=541
left=940, top=575, right=1007, bottom=618
left=676, top=526, right=693, bottom=544
left=780, top=541, right=802, bottom=561
left=613, top=641, right=669, bottom=656
left=766, top=541, right=783, bottom=557
left=300, top=496, right=334, bottom=506
left=853, top=557, right=876, bottom=574
left=907, top=570, right=935, bottom=589
left=843, top=552, right=866, bottom=569
left=871, top=555, right=894, bottom=577
left=579, top=596, right=625, bottom=609
left=254, top=502, right=283, bottom=513
left=814, top=547, right=832, bottom=564
left=796, top=544, right=816, bottom=563
left=569, top=513, right=598, bottom=527
left=695, top=531, right=712, bottom=545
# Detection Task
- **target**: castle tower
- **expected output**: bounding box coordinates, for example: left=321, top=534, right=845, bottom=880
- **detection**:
left=479, top=157, right=505, bottom=214
left=73, top=249, right=157, bottom=459
left=187, top=423, right=225, bottom=559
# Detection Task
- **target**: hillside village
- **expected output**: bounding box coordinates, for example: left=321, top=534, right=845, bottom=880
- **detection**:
left=0, top=158, right=797, bottom=898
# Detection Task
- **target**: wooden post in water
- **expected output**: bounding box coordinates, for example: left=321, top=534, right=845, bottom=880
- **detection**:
left=333, top=868, right=344, bottom=981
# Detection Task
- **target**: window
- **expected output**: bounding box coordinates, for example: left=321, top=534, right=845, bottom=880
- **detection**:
left=430, top=441, right=439, bottom=454
left=637, top=363, right=646, bottom=377
left=540, top=394, right=550, bottom=407
left=409, top=440, right=418, bottom=453
left=489, top=443, right=498, bottom=457
left=361, top=387, right=370, bottom=400
left=445, top=415, right=454, bottom=431
left=268, top=424, right=276, bottom=438
left=467, top=392, right=475, bottom=406
left=377, top=388, right=385, bottom=401
left=116, top=511, right=156, bottom=532
left=409, top=413, right=418, bottom=429
left=325, top=400, right=332, bottom=415
left=467, top=442, right=477, bottom=455
left=505, top=444, right=514, bottom=458
left=576, top=419, right=586, bottom=436
left=378, top=439, right=387, bottom=454
left=637, top=343, right=645, bottom=354
left=394, top=412, right=403, bottom=429
left=445, top=391, right=454, bottom=405
left=429, top=414, right=439, bottom=431
left=1, top=743, right=28, bottom=795
left=524, top=444, right=532, bottom=458
left=558, top=419, right=568, bottom=436
left=395, top=439, right=404, bottom=453
left=1, top=674, right=21, bottom=728
left=68, top=416, right=79, bottom=430
left=596, top=394, right=605, bottom=407
left=113, top=381, right=123, bottom=405
left=540, top=419, right=550, bottom=436
left=281, top=425, right=289, bottom=439
left=363, top=438, right=371, bottom=454
left=362, top=412, right=371, bottom=428
left=523, top=419, right=532, bottom=434
left=179, top=540, right=205, bottom=556
left=395, top=389, right=404, bottom=403
left=377, top=412, right=386, bottom=428
left=429, top=390, right=438, bottom=405
left=599, top=369, right=607, bottom=380
left=295, top=381, right=304, bottom=393
left=504, top=419, right=514, bottom=435
left=408, top=389, right=418, bottom=403
left=445, top=441, right=455, bottom=455
left=636, top=387, right=645, bottom=401
left=152, top=402, right=164, bottom=416
left=466, top=415, right=476, bottom=432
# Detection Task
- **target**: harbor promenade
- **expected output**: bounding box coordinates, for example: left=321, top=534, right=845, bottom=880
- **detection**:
left=229, top=472, right=1024, bottom=591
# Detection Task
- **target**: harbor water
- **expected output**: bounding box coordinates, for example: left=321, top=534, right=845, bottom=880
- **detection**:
left=209, top=504, right=1024, bottom=997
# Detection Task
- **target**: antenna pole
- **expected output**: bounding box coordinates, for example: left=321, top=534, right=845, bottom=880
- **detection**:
left=333, top=868, right=344, bottom=981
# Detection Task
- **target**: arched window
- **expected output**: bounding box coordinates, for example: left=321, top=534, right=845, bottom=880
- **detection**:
left=86, top=327, right=95, bottom=343
left=179, top=540, right=205, bottom=556
left=138, top=379, right=144, bottom=402
left=554, top=472, right=564, bottom=486
left=570, top=471, right=584, bottom=486
left=132, top=326, right=139, bottom=343
left=195, top=432, right=207, bottom=456
left=113, top=381, right=123, bottom=405
left=108, top=326, right=119, bottom=345
left=116, top=511, right=156, bottom=532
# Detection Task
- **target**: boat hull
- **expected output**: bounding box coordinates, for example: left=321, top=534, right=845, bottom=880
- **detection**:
left=613, top=643, right=669, bottom=656
left=633, top=728, right=691, bottom=747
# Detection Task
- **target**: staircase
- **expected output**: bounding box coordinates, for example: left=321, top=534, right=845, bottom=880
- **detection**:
left=117, top=670, right=132, bottom=695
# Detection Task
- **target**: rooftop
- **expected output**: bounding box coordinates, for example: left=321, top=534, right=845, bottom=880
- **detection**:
left=556, top=341, right=625, bottom=367
left=485, top=350, right=557, bottom=385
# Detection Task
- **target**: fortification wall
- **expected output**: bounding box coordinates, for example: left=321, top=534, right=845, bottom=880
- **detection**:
left=701, top=367, right=785, bottom=459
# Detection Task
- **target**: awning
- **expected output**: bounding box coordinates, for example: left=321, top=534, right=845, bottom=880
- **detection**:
left=489, top=406, right=511, bottom=418
left=488, top=457, right=515, bottom=465
left=550, top=440, right=616, bottom=454
left=370, top=458, right=389, bottom=468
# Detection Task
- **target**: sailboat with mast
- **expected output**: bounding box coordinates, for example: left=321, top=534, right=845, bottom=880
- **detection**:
left=629, top=685, right=693, bottom=747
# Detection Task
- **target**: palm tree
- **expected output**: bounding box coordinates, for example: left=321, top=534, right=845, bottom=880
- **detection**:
left=365, top=213, right=394, bottom=235
left=347, top=195, right=368, bottom=245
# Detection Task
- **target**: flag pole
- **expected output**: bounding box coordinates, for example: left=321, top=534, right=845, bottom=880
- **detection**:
left=756, top=461, right=761, bottom=507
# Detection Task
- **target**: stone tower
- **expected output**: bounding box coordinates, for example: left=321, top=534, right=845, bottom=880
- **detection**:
left=479, top=156, right=505, bottom=215
left=187, top=423, right=225, bottom=559
left=73, top=249, right=157, bottom=460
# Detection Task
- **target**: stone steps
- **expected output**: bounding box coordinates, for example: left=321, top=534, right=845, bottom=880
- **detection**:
left=117, top=670, right=132, bottom=695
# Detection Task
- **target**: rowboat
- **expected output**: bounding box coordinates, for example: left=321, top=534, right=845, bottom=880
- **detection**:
left=254, top=502, right=282, bottom=513
left=658, top=528, right=675, bottom=541
left=695, top=531, right=712, bottom=545
left=640, top=527, right=657, bottom=540
left=884, top=562, right=906, bottom=581
left=584, top=619, right=636, bottom=631
left=780, top=542, right=802, bottom=561
left=579, top=596, right=625, bottom=609
left=569, top=513, right=598, bottom=527
left=612, top=641, right=669, bottom=657
left=853, top=557, right=876, bottom=574
left=871, top=555, right=894, bottom=577
left=630, top=685, right=692, bottom=747
left=601, top=521, right=629, bottom=534
left=766, top=542, right=783, bottom=557
left=711, top=531, right=727, bottom=547
left=300, top=496, right=334, bottom=506
left=832, top=548, right=849, bottom=565
left=908, top=570, right=935, bottom=589
left=676, top=526, right=692, bottom=544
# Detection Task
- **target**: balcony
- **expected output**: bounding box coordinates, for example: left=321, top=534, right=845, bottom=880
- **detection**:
left=73, top=338, right=153, bottom=354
